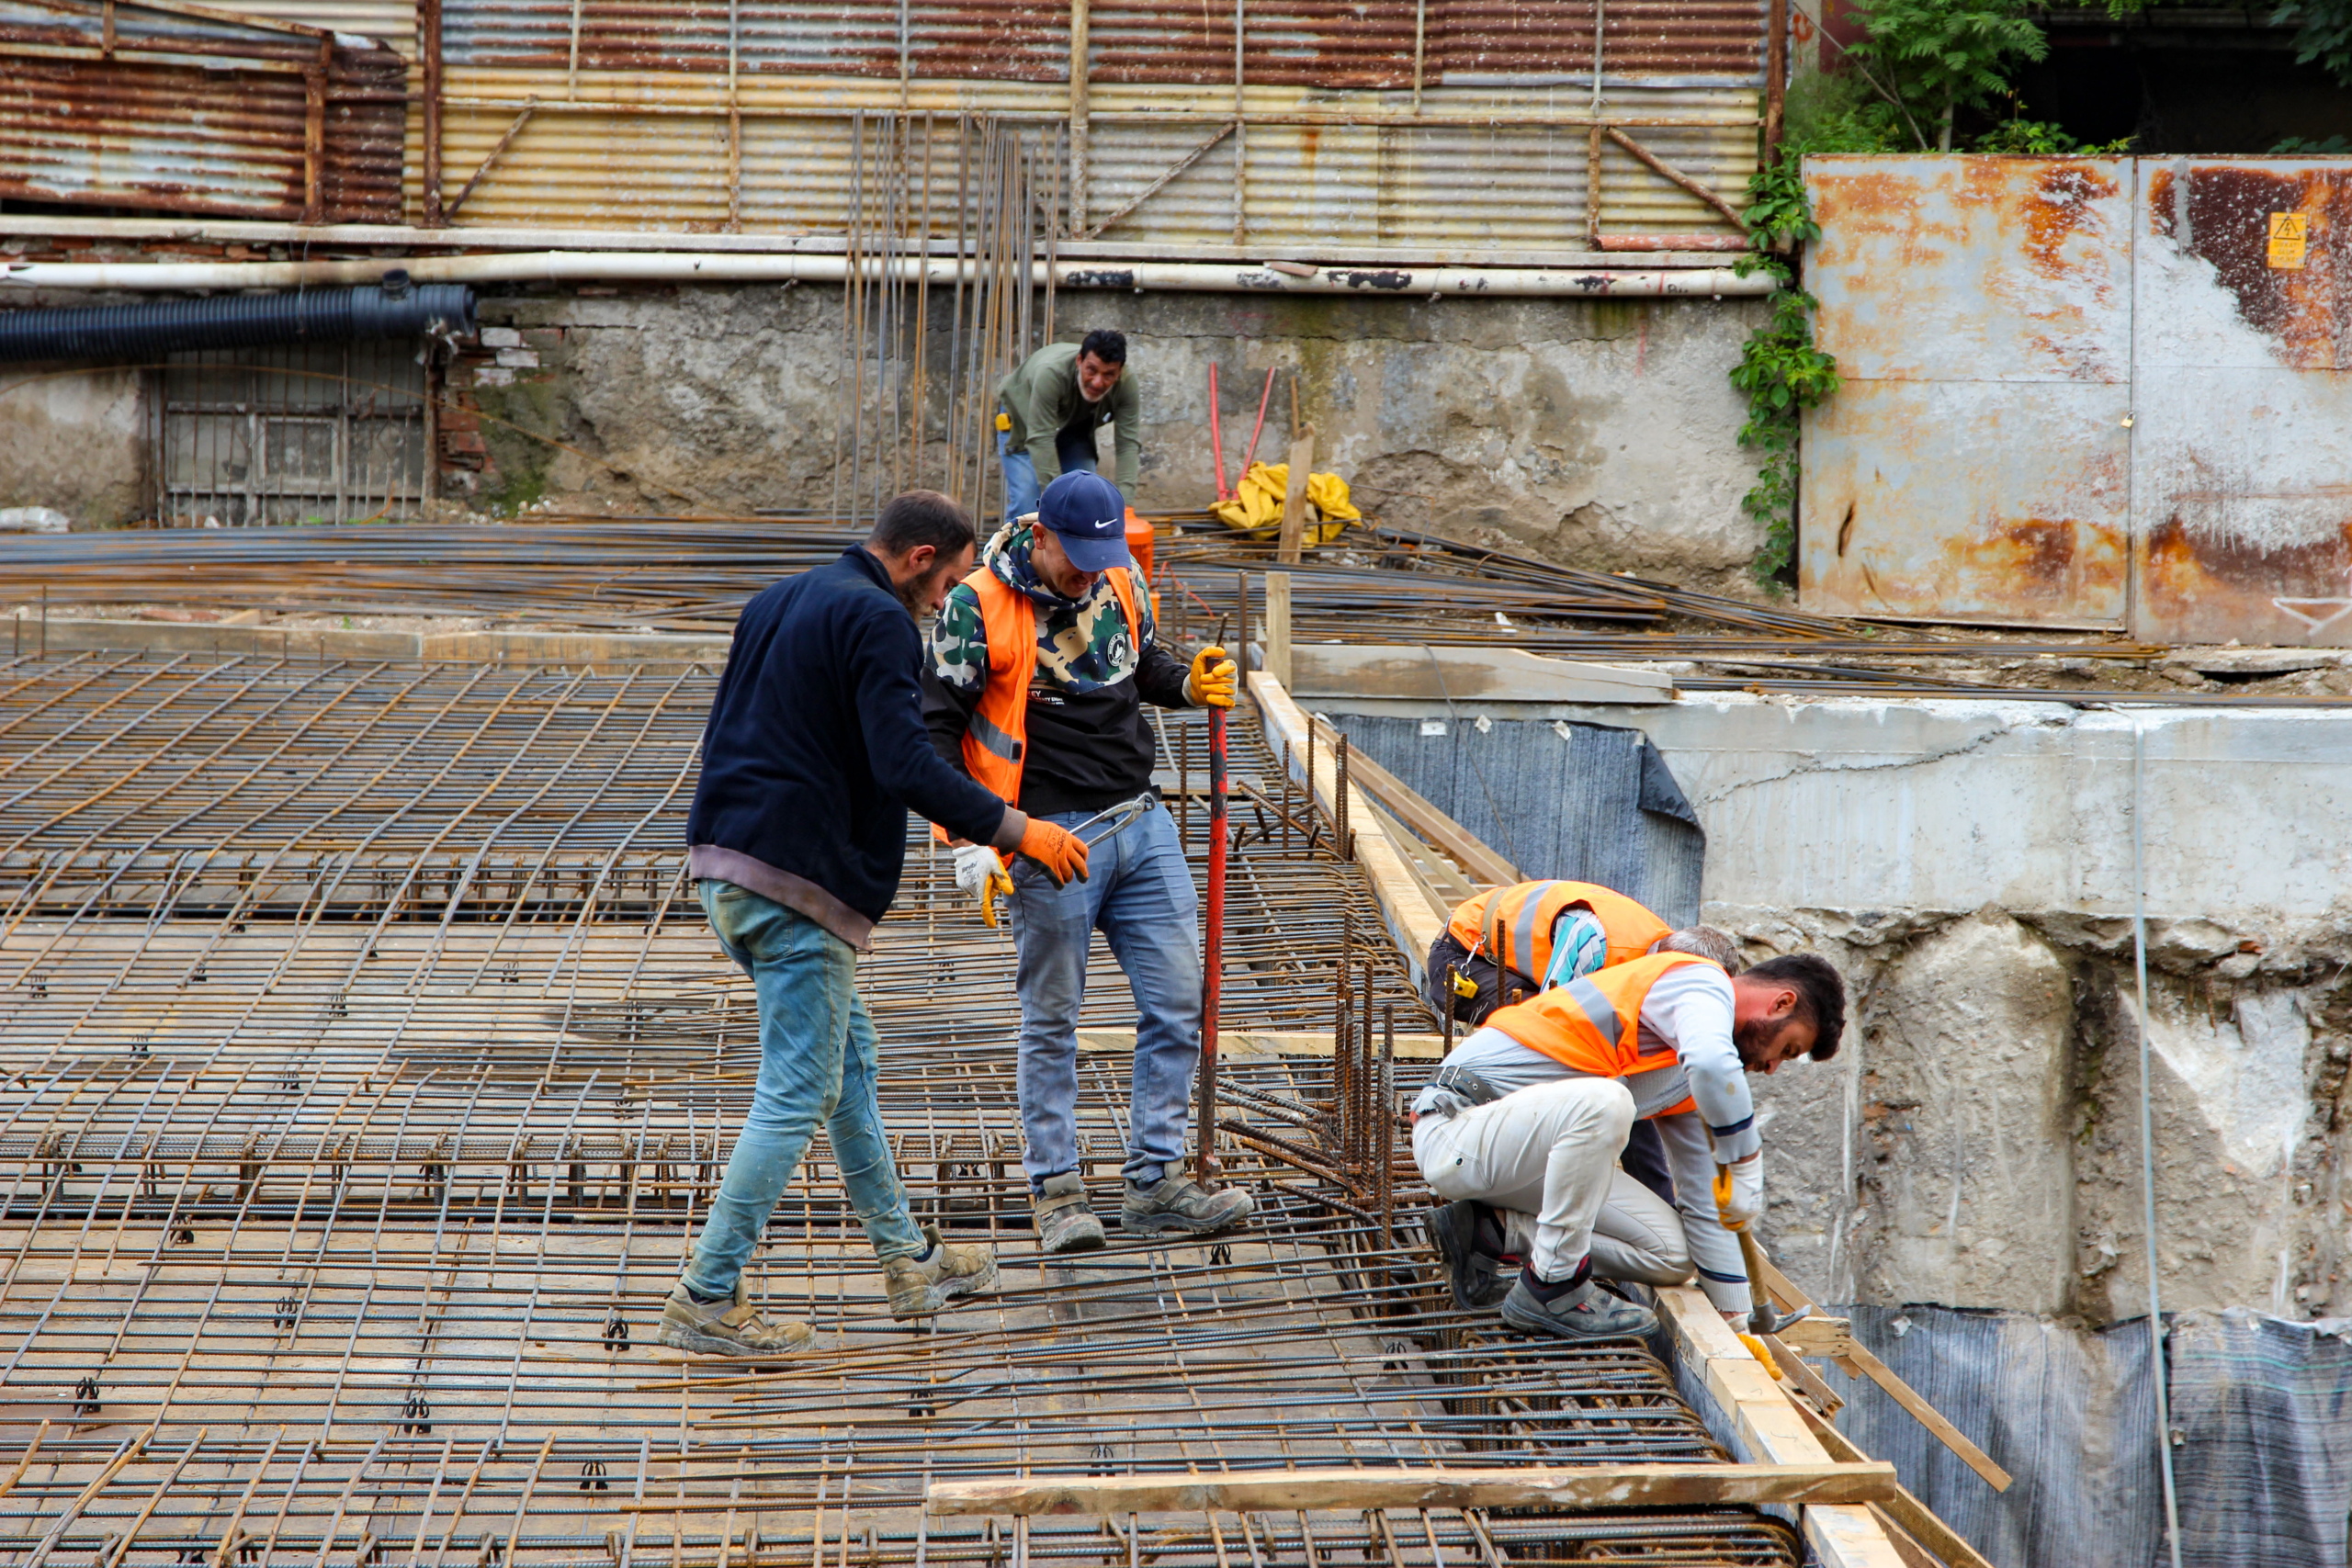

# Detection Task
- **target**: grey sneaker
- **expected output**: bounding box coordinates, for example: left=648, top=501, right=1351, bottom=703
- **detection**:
left=1425, top=1201, right=1511, bottom=1310
left=883, top=1224, right=1000, bottom=1319
left=1033, top=1172, right=1108, bottom=1255
left=1498, top=1273, right=1658, bottom=1342
left=1120, top=1174, right=1255, bottom=1237
left=657, top=1279, right=814, bottom=1358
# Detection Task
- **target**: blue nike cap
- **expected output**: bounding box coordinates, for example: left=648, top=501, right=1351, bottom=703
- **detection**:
left=1035, top=470, right=1131, bottom=572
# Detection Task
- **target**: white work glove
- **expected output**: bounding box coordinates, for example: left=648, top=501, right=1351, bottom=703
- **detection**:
left=1713, top=1155, right=1764, bottom=1233
left=950, top=842, right=1014, bottom=927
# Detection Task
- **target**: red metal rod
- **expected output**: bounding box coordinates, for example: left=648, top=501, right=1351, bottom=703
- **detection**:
left=1207, top=363, right=1228, bottom=501
left=1195, top=705, right=1228, bottom=1188
left=1240, top=367, right=1276, bottom=479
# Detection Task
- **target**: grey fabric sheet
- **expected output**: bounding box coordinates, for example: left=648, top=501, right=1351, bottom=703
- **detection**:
left=1323, top=712, right=1704, bottom=925
left=1818, top=1304, right=2352, bottom=1568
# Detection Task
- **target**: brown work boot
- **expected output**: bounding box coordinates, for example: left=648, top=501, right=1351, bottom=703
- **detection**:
left=884, top=1224, right=1000, bottom=1320
left=1033, top=1171, right=1108, bottom=1255
left=1121, top=1173, right=1254, bottom=1238
left=657, top=1279, right=814, bottom=1358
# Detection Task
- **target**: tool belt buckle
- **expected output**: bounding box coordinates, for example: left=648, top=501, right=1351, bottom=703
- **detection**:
left=1431, top=1065, right=1505, bottom=1108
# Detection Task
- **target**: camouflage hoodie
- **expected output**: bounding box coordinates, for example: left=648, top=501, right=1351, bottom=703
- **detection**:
left=923, top=522, right=1194, bottom=815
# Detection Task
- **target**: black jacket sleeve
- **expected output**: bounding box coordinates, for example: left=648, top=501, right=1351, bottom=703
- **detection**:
left=1138, top=639, right=1194, bottom=710
left=922, top=665, right=981, bottom=775
left=847, top=602, right=1008, bottom=844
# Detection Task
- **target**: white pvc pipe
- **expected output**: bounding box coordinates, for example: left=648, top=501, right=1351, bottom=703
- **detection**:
left=0, top=253, right=1770, bottom=298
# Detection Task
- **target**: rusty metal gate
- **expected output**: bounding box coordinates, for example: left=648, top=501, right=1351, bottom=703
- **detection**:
left=1800, top=155, right=2352, bottom=646
left=154, top=341, right=431, bottom=526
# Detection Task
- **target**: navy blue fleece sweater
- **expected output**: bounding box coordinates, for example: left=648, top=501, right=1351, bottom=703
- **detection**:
left=686, top=547, right=1010, bottom=942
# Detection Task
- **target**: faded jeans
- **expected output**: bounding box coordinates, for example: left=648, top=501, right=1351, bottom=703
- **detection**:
left=680, top=880, right=925, bottom=1299
left=1006, top=800, right=1201, bottom=1189
left=998, top=423, right=1101, bottom=526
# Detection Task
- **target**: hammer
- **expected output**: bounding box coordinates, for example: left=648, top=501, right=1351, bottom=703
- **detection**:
left=1713, top=1165, right=1810, bottom=1336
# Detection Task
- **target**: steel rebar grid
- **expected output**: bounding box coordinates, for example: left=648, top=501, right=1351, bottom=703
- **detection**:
left=0, top=655, right=1800, bottom=1568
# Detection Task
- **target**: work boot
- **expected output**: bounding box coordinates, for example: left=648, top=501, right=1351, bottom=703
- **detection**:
left=883, top=1224, right=1000, bottom=1319
left=1120, top=1173, right=1255, bottom=1237
left=657, top=1278, right=815, bottom=1358
left=1499, top=1267, right=1658, bottom=1342
left=1033, top=1172, right=1108, bottom=1255
left=1424, top=1201, right=1513, bottom=1311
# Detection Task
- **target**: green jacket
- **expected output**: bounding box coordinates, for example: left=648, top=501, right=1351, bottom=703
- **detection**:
left=997, top=341, right=1140, bottom=503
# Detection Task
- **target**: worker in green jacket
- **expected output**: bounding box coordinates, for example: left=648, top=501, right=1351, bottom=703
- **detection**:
left=997, top=330, right=1141, bottom=525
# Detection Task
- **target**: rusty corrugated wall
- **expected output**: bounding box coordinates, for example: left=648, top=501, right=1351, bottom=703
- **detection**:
left=4, top=0, right=1767, bottom=254
left=0, top=0, right=404, bottom=222
left=1801, top=154, right=2352, bottom=647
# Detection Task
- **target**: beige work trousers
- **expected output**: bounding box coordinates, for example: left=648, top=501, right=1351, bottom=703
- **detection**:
left=1411, top=1077, right=1693, bottom=1287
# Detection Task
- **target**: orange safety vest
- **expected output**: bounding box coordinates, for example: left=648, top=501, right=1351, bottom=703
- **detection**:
left=1448, top=880, right=1671, bottom=987
left=1484, top=951, right=1717, bottom=1115
left=954, top=563, right=1144, bottom=808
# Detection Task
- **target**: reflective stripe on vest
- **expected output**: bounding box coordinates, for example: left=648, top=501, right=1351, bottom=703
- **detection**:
left=957, top=563, right=1142, bottom=808
left=1483, top=950, right=1714, bottom=1081
left=1446, top=880, right=1673, bottom=987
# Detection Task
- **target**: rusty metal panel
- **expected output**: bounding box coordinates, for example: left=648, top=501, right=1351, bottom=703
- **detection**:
left=1804, top=381, right=2132, bottom=624
left=2132, top=158, right=2352, bottom=646
left=1800, top=154, right=2135, bottom=626
left=0, top=0, right=402, bottom=220
left=230, top=0, right=413, bottom=51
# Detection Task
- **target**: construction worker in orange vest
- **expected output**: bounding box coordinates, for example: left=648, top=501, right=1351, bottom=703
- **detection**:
left=1425, top=880, right=1740, bottom=1211
left=924, top=470, right=1253, bottom=1254
left=1410, top=949, right=1846, bottom=1341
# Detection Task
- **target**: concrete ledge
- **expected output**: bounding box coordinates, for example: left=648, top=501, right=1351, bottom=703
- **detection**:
left=1289, top=644, right=1674, bottom=705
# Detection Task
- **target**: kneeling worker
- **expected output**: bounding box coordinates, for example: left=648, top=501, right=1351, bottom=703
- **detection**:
left=1424, top=879, right=1741, bottom=1208
left=926, top=469, right=1250, bottom=1251
left=1410, top=948, right=1845, bottom=1339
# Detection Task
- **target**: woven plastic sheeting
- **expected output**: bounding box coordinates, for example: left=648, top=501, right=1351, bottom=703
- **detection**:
left=1819, top=1305, right=2162, bottom=1568
left=1320, top=713, right=1704, bottom=926
left=2167, top=1308, right=2352, bottom=1568
left=1819, top=1305, right=2352, bottom=1568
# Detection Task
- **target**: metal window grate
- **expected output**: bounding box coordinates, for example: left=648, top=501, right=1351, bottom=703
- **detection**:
left=154, top=339, right=431, bottom=526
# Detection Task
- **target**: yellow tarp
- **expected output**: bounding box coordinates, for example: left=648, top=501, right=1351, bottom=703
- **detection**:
left=1209, top=462, right=1361, bottom=545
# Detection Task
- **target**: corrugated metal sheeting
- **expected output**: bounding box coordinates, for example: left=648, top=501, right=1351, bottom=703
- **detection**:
left=3, top=0, right=1764, bottom=253
left=0, top=0, right=404, bottom=221
left=1322, top=711, right=1706, bottom=927
left=1802, top=154, right=2352, bottom=646
left=426, top=77, right=1758, bottom=246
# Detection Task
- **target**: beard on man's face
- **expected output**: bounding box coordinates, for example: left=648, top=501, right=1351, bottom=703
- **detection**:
left=895, top=561, right=959, bottom=618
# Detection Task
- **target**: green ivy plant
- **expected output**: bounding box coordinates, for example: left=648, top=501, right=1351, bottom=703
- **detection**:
left=1731, top=154, right=1840, bottom=590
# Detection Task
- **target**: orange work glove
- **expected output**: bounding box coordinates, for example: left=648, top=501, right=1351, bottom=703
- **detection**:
left=1015, top=818, right=1091, bottom=886
left=1186, top=644, right=1238, bottom=708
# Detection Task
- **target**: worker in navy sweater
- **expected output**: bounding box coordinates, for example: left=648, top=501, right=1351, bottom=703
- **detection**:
left=660, top=491, right=1091, bottom=1358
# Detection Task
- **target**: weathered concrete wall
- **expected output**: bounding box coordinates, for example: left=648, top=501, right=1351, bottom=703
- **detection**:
left=453, top=282, right=1773, bottom=591
left=0, top=365, right=145, bottom=527
left=1336, top=691, right=2352, bottom=1325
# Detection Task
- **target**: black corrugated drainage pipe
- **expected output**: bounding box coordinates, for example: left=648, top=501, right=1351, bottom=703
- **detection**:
left=0, top=271, right=475, bottom=363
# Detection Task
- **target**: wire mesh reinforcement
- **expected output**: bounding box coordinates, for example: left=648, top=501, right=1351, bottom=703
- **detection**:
left=0, top=652, right=1800, bottom=1568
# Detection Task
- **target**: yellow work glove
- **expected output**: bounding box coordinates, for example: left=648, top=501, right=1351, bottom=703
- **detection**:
left=1713, top=1157, right=1763, bottom=1233
left=950, top=842, right=1015, bottom=927
left=1186, top=644, right=1238, bottom=708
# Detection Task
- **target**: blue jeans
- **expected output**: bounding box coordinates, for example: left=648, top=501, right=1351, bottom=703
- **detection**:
left=681, top=881, right=925, bottom=1298
left=998, top=423, right=1101, bottom=527
left=1006, top=801, right=1201, bottom=1189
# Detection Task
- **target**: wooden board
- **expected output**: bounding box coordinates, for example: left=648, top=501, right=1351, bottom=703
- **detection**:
left=1652, top=1287, right=1912, bottom=1568
left=925, top=1461, right=1899, bottom=1517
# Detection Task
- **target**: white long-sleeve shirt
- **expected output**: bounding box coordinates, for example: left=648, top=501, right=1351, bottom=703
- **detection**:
left=1415, top=964, right=1759, bottom=1160
left=1411, top=964, right=1759, bottom=1314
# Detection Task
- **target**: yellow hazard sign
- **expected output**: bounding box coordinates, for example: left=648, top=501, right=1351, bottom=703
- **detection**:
left=2268, top=211, right=2309, bottom=271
